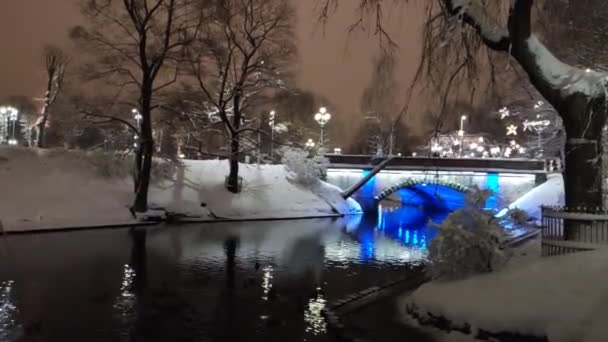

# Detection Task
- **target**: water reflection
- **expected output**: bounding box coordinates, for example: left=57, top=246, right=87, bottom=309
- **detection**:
left=261, top=266, right=274, bottom=301
left=303, top=287, right=327, bottom=336
left=0, top=214, right=449, bottom=341
left=330, top=204, right=449, bottom=266
left=0, top=280, right=20, bottom=341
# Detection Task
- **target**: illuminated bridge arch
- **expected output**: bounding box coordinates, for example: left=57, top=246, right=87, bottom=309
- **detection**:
left=374, top=178, right=469, bottom=209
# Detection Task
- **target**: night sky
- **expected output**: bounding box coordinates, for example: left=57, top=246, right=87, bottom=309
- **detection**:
left=0, top=0, right=427, bottom=144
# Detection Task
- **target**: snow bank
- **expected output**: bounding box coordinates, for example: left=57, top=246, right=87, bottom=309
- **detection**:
left=0, top=147, right=135, bottom=231
left=159, top=159, right=361, bottom=219
left=498, top=173, right=564, bottom=221
left=0, top=147, right=359, bottom=231
left=404, top=247, right=608, bottom=341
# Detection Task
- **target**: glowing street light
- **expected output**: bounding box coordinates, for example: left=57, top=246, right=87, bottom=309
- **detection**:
left=459, top=115, right=467, bottom=133
left=132, top=108, right=142, bottom=149
left=0, top=106, right=19, bottom=144
left=305, top=138, right=315, bottom=149
left=314, top=107, right=331, bottom=147
left=333, top=147, right=342, bottom=154
left=269, top=110, right=276, bottom=161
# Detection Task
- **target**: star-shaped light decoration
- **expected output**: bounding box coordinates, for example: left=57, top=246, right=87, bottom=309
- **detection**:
left=506, top=124, right=518, bottom=136
left=499, top=107, right=510, bottom=120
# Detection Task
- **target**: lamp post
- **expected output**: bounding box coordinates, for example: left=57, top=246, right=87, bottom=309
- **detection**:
left=459, top=115, right=467, bottom=134
left=314, top=107, right=331, bottom=148
left=269, top=110, right=275, bottom=162
left=456, top=115, right=467, bottom=157
left=0, top=106, right=19, bottom=145
left=8, top=109, right=18, bottom=145
left=132, top=108, right=142, bottom=148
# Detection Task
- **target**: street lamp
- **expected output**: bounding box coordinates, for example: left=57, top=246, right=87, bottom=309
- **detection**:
left=269, top=110, right=276, bottom=161
left=314, top=107, right=331, bottom=147
left=459, top=115, right=467, bottom=135
left=305, top=138, right=315, bottom=149
left=132, top=108, right=142, bottom=125
left=333, top=147, right=342, bottom=154
left=132, top=108, right=142, bottom=148
left=0, top=106, right=19, bottom=144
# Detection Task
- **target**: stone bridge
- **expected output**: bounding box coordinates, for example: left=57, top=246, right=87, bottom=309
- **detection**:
left=324, top=154, right=556, bottom=212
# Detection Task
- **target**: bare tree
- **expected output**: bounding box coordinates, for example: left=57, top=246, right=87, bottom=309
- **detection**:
left=321, top=0, right=608, bottom=212
left=186, top=0, right=295, bottom=193
left=71, top=0, right=202, bottom=212
left=360, top=52, right=400, bottom=155
left=36, top=46, right=68, bottom=148
left=542, top=0, right=608, bottom=72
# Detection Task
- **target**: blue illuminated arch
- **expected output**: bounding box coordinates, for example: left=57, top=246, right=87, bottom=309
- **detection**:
left=374, top=179, right=469, bottom=212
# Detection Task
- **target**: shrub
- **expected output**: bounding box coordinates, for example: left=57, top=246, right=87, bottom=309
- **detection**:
left=281, top=147, right=329, bottom=186
left=151, top=158, right=177, bottom=183
left=88, top=151, right=132, bottom=179
left=507, top=208, right=529, bottom=225
left=85, top=151, right=175, bottom=182
left=428, top=188, right=508, bottom=281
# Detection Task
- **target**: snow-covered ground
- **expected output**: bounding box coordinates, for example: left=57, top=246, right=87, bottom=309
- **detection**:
left=152, top=158, right=361, bottom=219
left=498, top=173, right=564, bottom=222
left=403, top=243, right=608, bottom=342
left=0, top=147, right=360, bottom=232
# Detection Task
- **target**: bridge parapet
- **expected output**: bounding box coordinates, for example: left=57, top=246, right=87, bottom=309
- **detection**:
left=325, top=154, right=558, bottom=174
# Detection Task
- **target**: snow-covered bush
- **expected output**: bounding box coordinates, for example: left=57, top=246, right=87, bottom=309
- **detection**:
left=88, top=151, right=132, bottom=179
left=151, top=158, right=177, bottom=182
left=281, top=147, right=329, bottom=186
left=506, top=208, right=529, bottom=225
left=428, top=188, right=508, bottom=281
left=85, top=150, right=175, bottom=182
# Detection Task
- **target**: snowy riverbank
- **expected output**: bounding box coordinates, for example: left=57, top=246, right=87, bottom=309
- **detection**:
left=498, top=173, right=564, bottom=222
left=402, top=242, right=608, bottom=342
left=0, top=147, right=360, bottom=232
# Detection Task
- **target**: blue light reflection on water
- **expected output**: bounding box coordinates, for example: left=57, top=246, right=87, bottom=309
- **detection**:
left=348, top=173, right=508, bottom=263
left=348, top=205, right=452, bottom=264
left=346, top=179, right=473, bottom=263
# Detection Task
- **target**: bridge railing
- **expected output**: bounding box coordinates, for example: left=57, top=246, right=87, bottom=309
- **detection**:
left=325, top=154, right=560, bottom=174
left=541, top=206, right=608, bottom=256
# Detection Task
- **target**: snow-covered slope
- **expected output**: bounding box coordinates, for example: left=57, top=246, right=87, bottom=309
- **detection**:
left=498, top=173, right=564, bottom=221
left=0, top=147, right=359, bottom=231
left=0, top=147, right=135, bottom=230
left=404, top=247, right=608, bottom=342
left=156, top=159, right=361, bottom=219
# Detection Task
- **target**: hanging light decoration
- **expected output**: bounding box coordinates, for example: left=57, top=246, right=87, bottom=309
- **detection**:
left=506, top=124, right=518, bottom=136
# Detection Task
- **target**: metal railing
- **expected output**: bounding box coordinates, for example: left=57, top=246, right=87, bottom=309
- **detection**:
left=541, top=206, right=608, bottom=256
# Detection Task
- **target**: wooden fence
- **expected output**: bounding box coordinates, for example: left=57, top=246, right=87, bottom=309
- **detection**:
left=541, top=206, right=608, bottom=256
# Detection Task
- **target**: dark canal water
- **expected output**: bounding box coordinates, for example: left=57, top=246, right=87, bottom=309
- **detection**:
left=0, top=207, right=448, bottom=342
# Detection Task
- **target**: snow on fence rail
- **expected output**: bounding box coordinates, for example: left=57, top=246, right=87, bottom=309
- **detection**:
left=541, top=206, right=608, bottom=256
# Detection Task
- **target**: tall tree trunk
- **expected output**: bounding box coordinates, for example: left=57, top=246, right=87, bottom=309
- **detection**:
left=561, top=98, right=606, bottom=210
left=36, top=117, right=48, bottom=148
left=563, top=134, right=603, bottom=209
left=132, top=87, right=154, bottom=212
left=133, top=145, right=143, bottom=193
left=226, top=137, right=241, bottom=193
left=560, top=100, right=606, bottom=240
left=226, top=92, right=242, bottom=193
